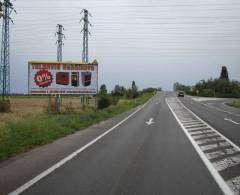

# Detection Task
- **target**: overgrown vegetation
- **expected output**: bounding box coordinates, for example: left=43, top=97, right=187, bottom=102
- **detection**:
left=0, top=100, right=11, bottom=113
left=174, top=66, right=240, bottom=98
left=97, top=96, right=111, bottom=109
left=0, top=92, right=154, bottom=161
left=227, top=100, right=240, bottom=109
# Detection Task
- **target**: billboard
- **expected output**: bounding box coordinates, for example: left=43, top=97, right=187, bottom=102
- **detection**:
left=28, top=60, right=98, bottom=95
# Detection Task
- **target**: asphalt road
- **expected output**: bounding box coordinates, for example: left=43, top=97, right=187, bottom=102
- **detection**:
left=181, top=96, right=240, bottom=147
left=2, top=92, right=240, bottom=195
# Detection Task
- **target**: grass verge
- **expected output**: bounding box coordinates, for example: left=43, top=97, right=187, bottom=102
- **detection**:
left=0, top=93, right=153, bottom=161
left=227, top=99, right=240, bottom=109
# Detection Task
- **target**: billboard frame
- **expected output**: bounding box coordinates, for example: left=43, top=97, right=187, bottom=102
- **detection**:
left=28, top=60, right=98, bottom=95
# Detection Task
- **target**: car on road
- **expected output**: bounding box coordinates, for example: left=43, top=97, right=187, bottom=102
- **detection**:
left=177, top=91, right=185, bottom=97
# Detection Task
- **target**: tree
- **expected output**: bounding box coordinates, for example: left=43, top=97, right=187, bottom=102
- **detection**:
left=131, top=81, right=138, bottom=98
left=173, top=82, right=191, bottom=93
left=220, top=66, right=229, bottom=81
left=142, top=87, right=158, bottom=93
left=111, top=85, right=126, bottom=96
left=99, top=84, right=107, bottom=96
left=126, top=81, right=139, bottom=99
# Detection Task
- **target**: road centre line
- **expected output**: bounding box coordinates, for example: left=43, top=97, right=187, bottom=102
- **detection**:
left=9, top=95, right=155, bottom=195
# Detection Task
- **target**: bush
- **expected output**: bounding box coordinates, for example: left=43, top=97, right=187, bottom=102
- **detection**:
left=0, top=100, right=11, bottom=113
left=199, top=89, right=215, bottom=97
left=227, top=100, right=240, bottom=109
left=126, top=88, right=139, bottom=99
left=142, top=88, right=157, bottom=93
left=109, top=96, right=119, bottom=105
left=98, top=96, right=111, bottom=109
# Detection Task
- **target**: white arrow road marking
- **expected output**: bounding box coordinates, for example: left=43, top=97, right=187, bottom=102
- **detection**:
left=146, top=118, right=155, bottom=125
left=224, top=118, right=240, bottom=125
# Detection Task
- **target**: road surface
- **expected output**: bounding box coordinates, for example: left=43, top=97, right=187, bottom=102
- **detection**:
left=1, top=92, right=240, bottom=195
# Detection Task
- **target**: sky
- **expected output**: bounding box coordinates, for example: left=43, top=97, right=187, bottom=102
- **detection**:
left=3, top=0, right=240, bottom=92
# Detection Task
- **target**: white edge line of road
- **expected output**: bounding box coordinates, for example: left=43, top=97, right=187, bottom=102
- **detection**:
left=166, top=98, right=234, bottom=195
left=9, top=96, right=155, bottom=195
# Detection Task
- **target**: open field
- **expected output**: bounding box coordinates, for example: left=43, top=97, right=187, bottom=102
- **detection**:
left=0, top=96, right=95, bottom=124
left=0, top=93, right=153, bottom=161
left=227, top=99, right=240, bottom=109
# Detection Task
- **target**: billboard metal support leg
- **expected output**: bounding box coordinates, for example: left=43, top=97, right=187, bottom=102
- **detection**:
left=87, top=95, right=89, bottom=105
left=59, top=94, right=61, bottom=113
left=55, top=94, right=61, bottom=114
left=48, top=95, right=52, bottom=114
left=94, top=96, right=97, bottom=112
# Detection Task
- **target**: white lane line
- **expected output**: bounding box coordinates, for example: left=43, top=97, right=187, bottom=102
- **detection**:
left=195, top=137, right=225, bottom=145
left=166, top=98, right=235, bottom=195
left=9, top=96, right=154, bottom=195
left=184, top=126, right=209, bottom=131
left=184, top=124, right=206, bottom=128
left=224, top=118, right=240, bottom=125
left=183, top=123, right=203, bottom=127
left=205, top=148, right=239, bottom=160
left=181, top=120, right=198, bottom=122
left=200, top=142, right=231, bottom=152
left=183, top=121, right=203, bottom=124
left=199, top=102, right=240, bottom=118
left=190, top=130, right=214, bottom=135
left=191, top=133, right=218, bottom=140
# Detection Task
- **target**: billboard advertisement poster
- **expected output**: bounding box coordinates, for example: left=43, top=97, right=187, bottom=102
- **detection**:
left=28, top=60, right=98, bottom=95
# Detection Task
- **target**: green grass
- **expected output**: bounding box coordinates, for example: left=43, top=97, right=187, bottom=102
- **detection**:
left=227, top=99, right=240, bottom=109
left=0, top=93, right=153, bottom=161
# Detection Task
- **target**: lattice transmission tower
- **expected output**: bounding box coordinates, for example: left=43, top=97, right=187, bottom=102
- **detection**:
left=0, top=0, right=16, bottom=100
left=55, top=24, right=65, bottom=62
left=80, top=9, right=92, bottom=63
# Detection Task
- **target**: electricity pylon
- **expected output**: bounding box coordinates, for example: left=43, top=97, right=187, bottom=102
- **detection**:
left=0, top=0, right=16, bottom=100
left=56, top=24, right=65, bottom=62
left=80, top=9, right=92, bottom=63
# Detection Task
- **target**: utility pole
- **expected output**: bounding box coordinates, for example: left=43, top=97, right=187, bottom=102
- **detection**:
left=0, top=0, right=16, bottom=100
left=56, top=24, right=65, bottom=62
left=80, top=9, right=92, bottom=63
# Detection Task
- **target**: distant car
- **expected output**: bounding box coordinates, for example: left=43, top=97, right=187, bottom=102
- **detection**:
left=177, top=91, right=184, bottom=97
